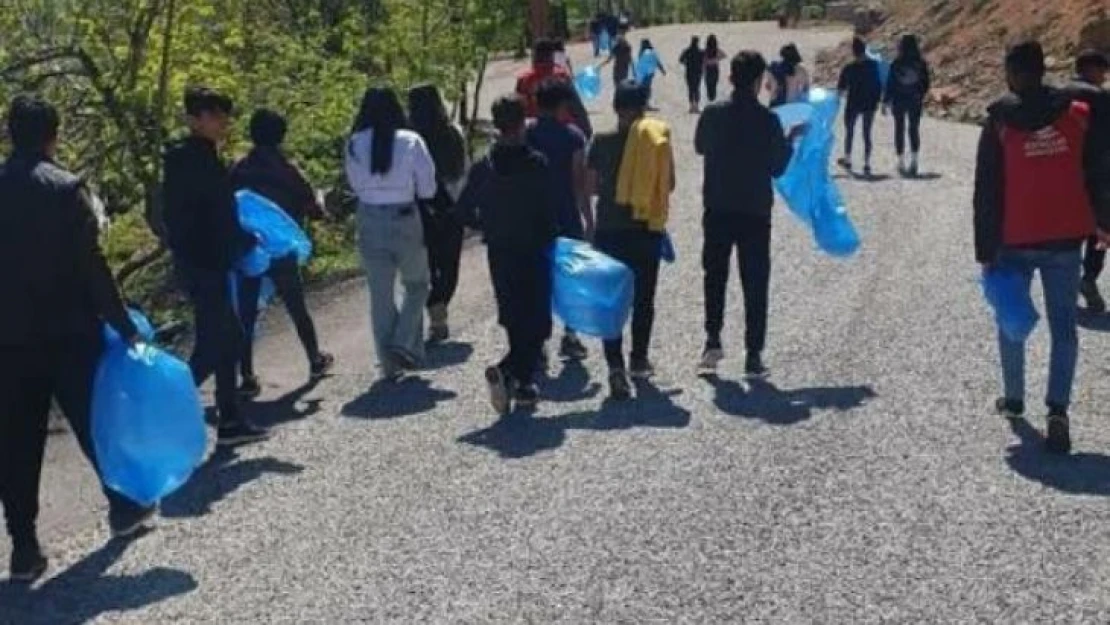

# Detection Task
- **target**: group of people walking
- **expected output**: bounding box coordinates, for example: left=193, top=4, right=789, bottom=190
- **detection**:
left=1, top=27, right=1108, bottom=586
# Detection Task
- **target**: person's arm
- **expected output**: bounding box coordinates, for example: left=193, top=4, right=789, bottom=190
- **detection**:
left=973, top=119, right=1004, bottom=265
left=584, top=140, right=601, bottom=239
left=657, top=58, right=667, bottom=75
left=73, top=184, right=138, bottom=342
left=694, top=108, right=709, bottom=156
left=767, top=113, right=795, bottom=178
left=453, top=158, right=487, bottom=229
left=571, top=147, right=594, bottom=237
left=567, top=89, right=594, bottom=138
left=287, top=159, right=326, bottom=220
left=920, top=60, right=932, bottom=101
left=837, top=65, right=850, bottom=96
left=412, top=136, right=438, bottom=201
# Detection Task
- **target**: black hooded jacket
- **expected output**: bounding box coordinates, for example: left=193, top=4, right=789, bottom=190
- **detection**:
left=455, top=143, right=557, bottom=253
left=974, top=86, right=1110, bottom=263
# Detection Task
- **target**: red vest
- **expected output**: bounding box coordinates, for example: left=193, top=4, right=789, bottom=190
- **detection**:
left=1002, top=102, right=1094, bottom=246
left=516, top=64, right=574, bottom=122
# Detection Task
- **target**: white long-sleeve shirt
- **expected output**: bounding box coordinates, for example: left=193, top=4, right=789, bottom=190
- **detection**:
left=345, top=128, right=437, bottom=205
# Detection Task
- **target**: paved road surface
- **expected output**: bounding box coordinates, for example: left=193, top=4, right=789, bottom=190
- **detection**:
left=4, top=22, right=1110, bottom=624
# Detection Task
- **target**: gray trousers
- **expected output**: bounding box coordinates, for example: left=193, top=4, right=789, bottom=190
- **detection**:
left=356, top=203, right=430, bottom=373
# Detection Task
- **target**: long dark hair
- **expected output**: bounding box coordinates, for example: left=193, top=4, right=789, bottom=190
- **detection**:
left=780, top=43, right=803, bottom=76
left=706, top=34, right=719, bottom=58
left=640, top=39, right=654, bottom=56
left=407, top=84, right=466, bottom=181
left=898, top=34, right=923, bottom=62
left=348, top=87, right=407, bottom=176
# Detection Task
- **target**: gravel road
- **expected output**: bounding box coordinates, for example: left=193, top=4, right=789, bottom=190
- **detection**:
left=4, top=21, right=1110, bottom=624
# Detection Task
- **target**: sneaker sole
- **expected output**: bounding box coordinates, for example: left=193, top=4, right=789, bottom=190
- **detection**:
left=629, top=369, right=655, bottom=380
left=216, top=432, right=272, bottom=447
left=9, top=560, right=47, bottom=583
left=485, top=367, right=511, bottom=415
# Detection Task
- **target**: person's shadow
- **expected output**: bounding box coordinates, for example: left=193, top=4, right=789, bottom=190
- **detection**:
left=341, top=376, right=457, bottom=420
left=0, top=531, right=197, bottom=624
left=422, top=341, right=474, bottom=371
left=540, top=360, right=603, bottom=403
left=1005, top=418, right=1110, bottom=496
left=250, top=378, right=325, bottom=427
left=161, top=447, right=305, bottom=519
left=458, top=379, right=691, bottom=459
left=702, top=375, right=876, bottom=425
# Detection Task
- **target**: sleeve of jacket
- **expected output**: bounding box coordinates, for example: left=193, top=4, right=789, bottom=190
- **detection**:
left=766, top=112, right=794, bottom=178
left=454, top=157, right=488, bottom=229
left=973, top=119, right=1004, bottom=263
left=568, top=90, right=594, bottom=139
left=1085, top=93, right=1110, bottom=232
left=694, top=109, right=709, bottom=156
left=73, top=184, right=138, bottom=341
left=920, top=61, right=932, bottom=100
left=287, top=159, right=325, bottom=220
left=883, top=60, right=896, bottom=105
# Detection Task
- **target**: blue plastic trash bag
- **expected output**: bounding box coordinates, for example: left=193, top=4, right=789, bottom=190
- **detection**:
left=575, top=66, right=602, bottom=101
left=551, top=237, right=634, bottom=340
left=635, top=49, right=659, bottom=83
left=599, top=30, right=612, bottom=54
left=982, top=267, right=1039, bottom=342
left=867, top=47, right=891, bottom=91
left=660, top=231, right=676, bottom=263
left=235, top=190, right=312, bottom=277
left=93, top=310, right=206, bottom=507
left=773, top=88, right=861, bottom=257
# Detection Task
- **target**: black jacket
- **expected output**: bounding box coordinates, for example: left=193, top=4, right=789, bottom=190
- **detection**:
left=230, top=147, right=323, bottom=227
left=455, top=143, right=557, bottom=253
left=0, top=153, right=136, bottom=346
left=973, top=86, right=1110, bottom=263
left=163, top=136, right=256, bottom=271
left=883, top=57, right=931, bottom=106
left=695, top=93, right=794, bottom=218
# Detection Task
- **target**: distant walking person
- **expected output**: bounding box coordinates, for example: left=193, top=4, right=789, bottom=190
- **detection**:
left=457, top=95, right=557, bottom=414
left=837, top=37, right=882, bottom=175
left=0, top=95, right=155, bottom=583
left=696, top=52, right=803, bottom=376
left=599, top=26, right=634, bottom=89
left=883, top=34, right=931, bottom=176
left=974, top=41, right=1110, bottom=454
left=679, top=36, right=705, bottom=113
left=526, top=79, right=592, bottom=361
left=231, top=109, right=334, bottom=399
left=1066, top=50, right=1110, bottom=312
left=637, top=39, right=666, bottom=107
left=408, top=84, right=470, bottom=342
left=767, top=43, right=810, bottom=107
left=164, top=86, right=270, bottom=445
left=345, top=87, right=437, bottom=380
left=703, top=35, right=728, bottom=103
left=587, top=81, right=675, bottom=399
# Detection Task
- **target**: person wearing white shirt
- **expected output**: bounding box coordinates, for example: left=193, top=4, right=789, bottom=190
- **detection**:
left=345, top=87, right=437, bottom=379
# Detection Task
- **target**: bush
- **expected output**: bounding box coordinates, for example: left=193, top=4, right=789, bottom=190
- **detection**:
left=802, top=4, right=825, bottom=20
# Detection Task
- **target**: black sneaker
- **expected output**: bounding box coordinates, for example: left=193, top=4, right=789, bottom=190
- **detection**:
left=237, top=376, right=262, bottom=400
left=515, top=384, right=540, bottom=410
left=698, top=347, right=724, bottom=373
left=560, top=334, right=588, bottom=361
left=310, top=352, right=335, bottom=379
left=9, top=539, right=47, bottom=583
left=485, top=366, right=512, bottom=415
left=609, top=370, right=633, bottom=401
left=217, top=420, right=271, bottom=447
left=1081, top=279, right=1106, bottom=313
left=109, top=502, right=158, bottom=538
left=994, top=398, right=1025, bottom=419
left=837, top=157, right=852, bottom=171
left=744, top=353, right=768, bottom=377
left=629, top=358, right=655, bottom=379
left=1046, top=408, right=1072, bottom=455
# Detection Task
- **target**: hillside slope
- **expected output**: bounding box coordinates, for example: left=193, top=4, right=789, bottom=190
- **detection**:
left=816, top=0, right=1110, bottom=121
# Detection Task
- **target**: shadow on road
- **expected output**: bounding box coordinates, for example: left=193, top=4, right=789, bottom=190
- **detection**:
left=702, top=375, right=876, bottom=425
left=422, top=341, right=474, bottom=371
left=250, top=378, right=324, bottom=427
left=540, top=360, right=603, bottom=403
left=0, top=530, right=196, bottom=624
left=1006, top=418, right=1110, bottom=496
left=341, top=376, right=457, bottom=420
left=903, top=172, right=943, bottom=181
left=161, top=447, right=305, bottom=519
left=458, top=379, right=690, bottom=459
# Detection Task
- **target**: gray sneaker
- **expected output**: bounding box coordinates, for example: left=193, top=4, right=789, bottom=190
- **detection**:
left=698, top=348, right=724, bottom=373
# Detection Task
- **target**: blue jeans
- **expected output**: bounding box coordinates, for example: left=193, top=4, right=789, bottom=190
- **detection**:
left=996, top=248, right=1082, bottom=408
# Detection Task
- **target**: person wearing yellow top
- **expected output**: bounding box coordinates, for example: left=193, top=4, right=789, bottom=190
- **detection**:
left=586, top=81, right=676, bottom=400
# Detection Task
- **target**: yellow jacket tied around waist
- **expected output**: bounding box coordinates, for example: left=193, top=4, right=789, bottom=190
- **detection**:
left=615, top=117, right=673, bottom=232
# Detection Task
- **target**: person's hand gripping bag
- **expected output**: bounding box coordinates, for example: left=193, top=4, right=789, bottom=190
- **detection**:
left=550, top=237, right=634, bottom=340
left=93, top=310, right=207, bottom=507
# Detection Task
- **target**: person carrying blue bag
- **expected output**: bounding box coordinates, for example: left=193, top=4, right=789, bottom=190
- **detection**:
left=231, top=109, right=334, bottom=399
left=0, top=96, right=157, bottom=583
left=695, top=52, right=806, bottom=378
left=586, top=81, right=675, bottom=400
left=163, top=86, right=270, bottom=446
left=456, top=95, right=558, bottom=415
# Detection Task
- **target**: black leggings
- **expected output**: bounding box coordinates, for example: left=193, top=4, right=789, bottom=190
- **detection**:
left=594, top=230, right=662, bottom=371
left=685, top=72, right=702, bottom=104
left=239, top=256, right=321, bottom=378
left=425, top=212, right=464, bottom=309
left=844, top=109, right=876, bottom=160
left=705, top=66, right=720, bottom=102
left=892, top=101, right=923, bottom=155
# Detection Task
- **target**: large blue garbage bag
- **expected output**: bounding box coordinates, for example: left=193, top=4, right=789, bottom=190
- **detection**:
left=551, top=237, right=634, bottom=340
left=635, top=49, right=659, bottom=83
left=93, top=310, right=206, bottom=506
left=982, top=267, right=1039, bottom=342
left=773, top=88, right=861, bottom=257
left=235, top=190, right=312, bottom=277
left=575, top=66, right=602, bottom=101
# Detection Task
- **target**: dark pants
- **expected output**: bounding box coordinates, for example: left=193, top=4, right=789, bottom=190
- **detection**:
left=685, top=72, right=702, bottom=104
left=425, top=212, right=465, bottom=310
left=845, top=108, right=876, bottom=160
left=178, top=263, right=242, bottom=424
left=488, top=246, right=552, bottom=386
left=1083, top=236, right=1105, bottom=283
left=892, top=101, right=923, bottom=155
left=0, top=338, right=142, bottom=548
left=702, top=212, right=771, bottom=353
left=594, top=229, right=663, bottom=371
left=705, top=66, right=720, bottom=102
left=238, top=256, right=321, bottom=378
